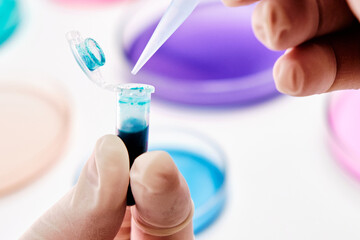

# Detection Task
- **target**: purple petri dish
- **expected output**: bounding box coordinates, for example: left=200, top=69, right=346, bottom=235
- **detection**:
left=327, top=90, right=360, bottom=180
left=119, top=2, right=284, bottom=106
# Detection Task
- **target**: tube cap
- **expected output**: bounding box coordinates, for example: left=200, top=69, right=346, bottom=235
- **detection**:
left=66, top=31, right=107, bottom=88
left=67, top=31, right=155, bottom=94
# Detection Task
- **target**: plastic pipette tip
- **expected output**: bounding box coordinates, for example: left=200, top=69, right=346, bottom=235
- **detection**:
left=131, top=61, right=144, bottom=75
left=131, top=0, right=199, bottom=75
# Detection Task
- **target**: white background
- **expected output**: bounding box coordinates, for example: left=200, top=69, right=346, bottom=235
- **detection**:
left=1, top=0, right=360, bottom=239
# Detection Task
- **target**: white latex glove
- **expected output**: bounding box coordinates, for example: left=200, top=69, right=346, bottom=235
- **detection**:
left=21, top=135, right=194, bottom=240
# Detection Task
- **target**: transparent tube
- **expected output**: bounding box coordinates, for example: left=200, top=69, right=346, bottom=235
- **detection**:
left=67, top=32, right=156, bottom=205
left=116, top=84, right=155, bottom=205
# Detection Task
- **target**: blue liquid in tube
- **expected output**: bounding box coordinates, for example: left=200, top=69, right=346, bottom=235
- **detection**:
left=117, top=120, right=149, bottom=165
left=117, top=119, right=149, bottom=205
left=116, top=85, right=154, bottom=206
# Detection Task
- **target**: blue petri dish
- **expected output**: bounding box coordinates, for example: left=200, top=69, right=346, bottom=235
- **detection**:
left=119, top=2, right=283, bottom=106
left=0, top=0, right=19, bottom=45
left=149, top=127, right=227, bottom=234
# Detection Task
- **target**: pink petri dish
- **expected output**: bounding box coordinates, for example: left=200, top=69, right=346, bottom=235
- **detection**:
left=327, top=90, right=360, bottom=180
left=0, top=76, right=72, bottom=196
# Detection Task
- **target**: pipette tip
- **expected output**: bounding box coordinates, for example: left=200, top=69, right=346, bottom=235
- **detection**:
left=131, top=65, right=140, bottom=75
left=131, top=55, right=147, bottom=75
left=130, top=0, right=199, bottom=76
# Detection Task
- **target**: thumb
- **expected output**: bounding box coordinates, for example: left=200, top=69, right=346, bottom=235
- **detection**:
left=130, top=151, right=194, bottom=240
left=20, top=135, right=129, bottom=240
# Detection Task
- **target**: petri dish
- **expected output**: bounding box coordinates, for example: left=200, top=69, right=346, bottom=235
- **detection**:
left=119, top=2, right=283, bottom=106
left=0, top=75, right=72, bottom=196
left=149, top=127, right=227, bottom=234
left=0, top=0, right=20, bottom=45
left=327, top=90, right=360, bottom=180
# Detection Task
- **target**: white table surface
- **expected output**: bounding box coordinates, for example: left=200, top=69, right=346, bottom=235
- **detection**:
left=1, top=0, right=360, bottom=239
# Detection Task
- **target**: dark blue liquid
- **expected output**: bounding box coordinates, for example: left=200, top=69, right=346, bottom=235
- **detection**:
left=118, top=125, right=149, bottom=206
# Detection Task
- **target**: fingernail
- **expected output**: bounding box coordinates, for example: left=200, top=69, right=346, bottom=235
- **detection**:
left=75, top=135, right=129, bottom=212
left=274, top=44, right=336, bottom=96
left=130, top=151, right=192, bottom=228
left=273, top=56, right=305, bottom=96
left=252, top=1, right=291, bottom=50
left=84, top=135, right=129, bottom=187
left=95, top=135, right=129, bottom=173
left=136, top=152, right=180, bottom=193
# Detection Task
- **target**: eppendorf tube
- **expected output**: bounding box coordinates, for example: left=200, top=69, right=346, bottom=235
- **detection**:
left=117, top=84, right=155, bottom=205
left=67, top=31, right=156, bottom=205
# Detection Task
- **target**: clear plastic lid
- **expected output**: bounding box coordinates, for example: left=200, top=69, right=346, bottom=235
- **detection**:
left=66, top=31, right=108, bottom=88
left=67, top=30, right=155, bottom=94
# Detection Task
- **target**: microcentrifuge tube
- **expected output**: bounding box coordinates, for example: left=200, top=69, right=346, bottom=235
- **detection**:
left=116, top=84, right=154, bottom=205
left=67, top=31, right=155, bottom=206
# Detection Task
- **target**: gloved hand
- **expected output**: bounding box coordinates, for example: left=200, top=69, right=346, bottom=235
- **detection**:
left=223, top=0, right=360, bottom=96
left=20, top=135, right=194, bottom=240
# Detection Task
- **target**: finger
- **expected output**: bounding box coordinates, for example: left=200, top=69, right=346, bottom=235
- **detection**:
left=222, top=0, right=259, bottom=8
left=130, top=151, right=194, bottom=240
left=20, top=135, right=129, bottom=240
left=252, top=0, right=355, bottom=50
left=274, top=26, right=360, bottom=96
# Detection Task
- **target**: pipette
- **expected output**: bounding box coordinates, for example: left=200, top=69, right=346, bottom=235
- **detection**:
left=131, top=0, right=200, bottom=75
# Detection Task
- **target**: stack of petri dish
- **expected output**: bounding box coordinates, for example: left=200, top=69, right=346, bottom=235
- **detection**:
left=119, top=2, right=283, bottom=106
